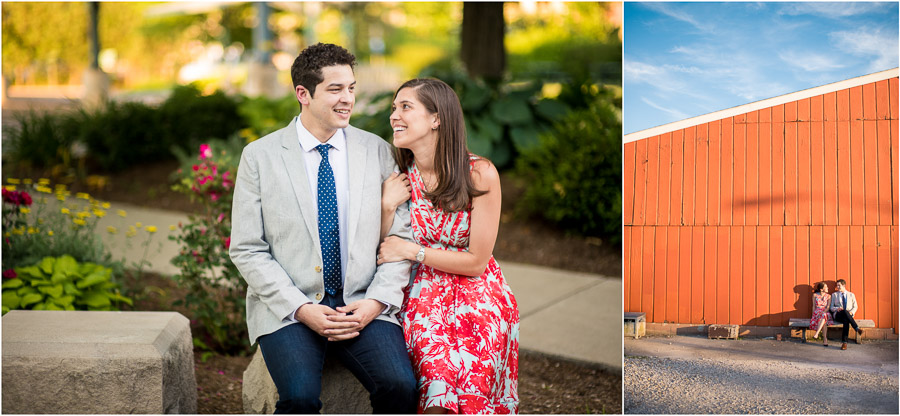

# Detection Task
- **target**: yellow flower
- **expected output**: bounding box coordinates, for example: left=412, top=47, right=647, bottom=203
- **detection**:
left=38, top=178, right=51, bottom=185
left=56, top=194, right=66, bottom=202
left=101, top=202, right=111, bottom=209
left=47, top=231, right=54, bottom=236
left=146, top=226, right=158, bottom=233
left=27, top=227, right=38, bottom=234
left=93, top=209, right=106, bottom=218
left=169, top=225, right=177, bottom=231
left=76, top=211, right=91, bottom=219
left=19, top=207, right=30, bottom=214
left=135, top=222, right=143, bottom=229
left=76, top=192, right=90, bottom=200
left=4, top=185, right=16, bottom=191
left=37, top=219, right=44, bottom=225
left=126, top=226, right=137, bottom=237
left=6, top=178, right=20, bottom=184
left=73, top=218, right=87, bottom=226
left=117, top=210, right=127, bottom=218
left=22, top=179, right=32, bottom=185
left=55, top=184, right=66, bottom=191
left=35, top=185, right=52, bottom=194
left=60, top=208, right=71, bottom=214
left=12, top=228, right=24, bottom=235
left=3, top=232, right=10, bottom=237
left=107, top=226, right=118, bottom=234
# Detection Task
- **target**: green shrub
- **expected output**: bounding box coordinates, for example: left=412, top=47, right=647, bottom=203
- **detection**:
left=169, top=142, right=248, bottom=354
left=236, top=93, right=299, bottom=138
left=514, top=93, right=622, bottom=244
left=159, top=85, right=244, bottom=153
left=1, top=254, right=132, bottom=315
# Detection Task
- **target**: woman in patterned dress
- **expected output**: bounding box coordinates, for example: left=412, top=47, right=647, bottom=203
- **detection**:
left=810, top=281, right=833, bottom=346
left=376, top=78, right=519, bottom=414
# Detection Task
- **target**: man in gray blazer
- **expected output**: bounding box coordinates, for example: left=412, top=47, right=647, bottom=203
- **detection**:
left=229, top=43, right=416, bottom=413
left=830, top=279, right=864, bottom=350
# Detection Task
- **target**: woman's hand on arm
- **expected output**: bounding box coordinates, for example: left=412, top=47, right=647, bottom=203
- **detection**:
left=380, top=172, right=411, bottom=240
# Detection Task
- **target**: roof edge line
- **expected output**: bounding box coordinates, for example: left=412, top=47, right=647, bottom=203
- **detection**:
left=624, top=67, right=899, bottom=143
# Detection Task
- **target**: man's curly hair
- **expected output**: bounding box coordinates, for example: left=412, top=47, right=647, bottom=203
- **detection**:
left=291, top=43, right=356, bottom=98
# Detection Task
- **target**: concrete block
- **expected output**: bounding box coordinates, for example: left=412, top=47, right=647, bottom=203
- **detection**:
left=242, top=348, right=372, bottom=414
left=708, top=324, right=739, bottom=339
left=624, top=312, right=646, bottom=339
left=2, top=310, right=196, bottom=414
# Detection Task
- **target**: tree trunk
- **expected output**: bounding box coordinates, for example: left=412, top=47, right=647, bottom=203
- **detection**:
left=460, top=2, right=505, bottom=82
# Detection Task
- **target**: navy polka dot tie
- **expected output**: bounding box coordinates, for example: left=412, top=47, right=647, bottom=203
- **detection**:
left=315, top=144, right=341, bottom=295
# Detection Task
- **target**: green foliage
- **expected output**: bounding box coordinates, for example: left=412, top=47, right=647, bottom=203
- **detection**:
left=1, top=255, right=132, bottom=315
left=514, top=93, right=622, bottom=243
left=350, top=91, right=396, bottom=141
left=236, top=93, right=299, bottom=138
left=170, top=142, right=248, bottom=354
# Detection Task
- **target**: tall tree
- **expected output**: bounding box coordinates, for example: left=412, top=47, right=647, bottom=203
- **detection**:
left=460, top=2, right=505, bottom=82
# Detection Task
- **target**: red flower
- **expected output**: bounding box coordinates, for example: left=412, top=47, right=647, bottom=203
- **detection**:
left=3, top=269, right=17, bottom=279
left=21, top=192, right=32, bottom=206
left=223, top=237, right=231, bottom=249
left=2, top=189, right=31, bottom=206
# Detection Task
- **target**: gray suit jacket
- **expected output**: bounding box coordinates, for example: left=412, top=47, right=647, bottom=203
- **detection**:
left=229, top=118, right=412, bottom=344
left=830, top=290, right=858, bottom=317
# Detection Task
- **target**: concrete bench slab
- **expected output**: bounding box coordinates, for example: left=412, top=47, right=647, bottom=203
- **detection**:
left=788, top=317, right=875, bottom=343
left=243, top=347, right=372, bottom=414
left=2, top=310, right=196, bottom=414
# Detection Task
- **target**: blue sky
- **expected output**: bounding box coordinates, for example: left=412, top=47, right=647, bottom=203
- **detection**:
left=624, top=2, right=900, bottom=134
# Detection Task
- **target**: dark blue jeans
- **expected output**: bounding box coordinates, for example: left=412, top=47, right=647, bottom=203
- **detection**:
left=833, top=309, right=860, bottom=343
left=257, top=293, right=417, bottom=414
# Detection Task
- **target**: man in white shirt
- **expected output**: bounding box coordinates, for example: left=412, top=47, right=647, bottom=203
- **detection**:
left=830, top=279, right=864, bottom=350
left=230, top=43, right=416, bottom=413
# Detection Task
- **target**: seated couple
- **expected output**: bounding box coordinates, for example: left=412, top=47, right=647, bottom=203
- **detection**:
left=809, top=279, right=864, bottom=350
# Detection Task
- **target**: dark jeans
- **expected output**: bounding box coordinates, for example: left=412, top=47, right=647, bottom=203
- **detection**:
left=833, top=309, right=860, bottom=343
left=257, top=293, right=417, bottom=414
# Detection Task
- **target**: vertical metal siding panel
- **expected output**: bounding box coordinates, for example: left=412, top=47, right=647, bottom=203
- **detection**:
left=782, top=227, right=797, bottom=320
left=796, top=227, right=811, bottom=322
left=849, top=226, right=864, bottom=317
left=634, top=140, right=649, bottom=226
left=629, top=226, right=643, bottom=314
left=797, top=119, right=812, bottom=225
left=890, top=78, right=899, bottom=120
left=824, top=120, right=839, bottom=224
left=708, top=121, right=721, bottom=226
left=678, top=227, right=692, bottom=323
left=759, top=119, right=772, bottom=226
left=657, top=133, right=672, bottom=226
left=623, top=227, right=632, bottom=312
left=892, top=226, right=898, bottom=332
left=877, top=120, right=892, bottom=225
left=837, top=121, right=852, bottom=225
left=760, top=107, right=772, bottom=123
left=862, top=226, right=878, bottom=322
left=666, top=227, right=680, bottom=322
left=729, top=226, right=743, bottom=325
left=716, top=227, right=730, bottom=324
left=798, top=98, right=810, bottom=121
left=671, top=130, right=685, bottom=226
left=756, top=226, right=770, bottom=325
left=696, top=123, right=709, bottom=225
left=683, top=127, right=696, bottom=226
left=742, top=226, right=756, bottom=324
left=876, top=226, right=891, bottom=329
left=644, top=136, right=660, bottom=226
left=863, top=120, right=879, bottom=225
left=641, top=227, right=656, bottom=321
left=653, top=225, right=668, bottom=322
left=784, top=121, right=798, bottom=226
left=691, top=227, right=704, bottom=323
left=703, top=226, right=717, bottom=324
left=875, top=79, right=891, bottom=120
left=824, top=92, right=837, bottom=121
left=893, top=119, right=898, bottom=227
left=837, top=88, right=851, bottom=121
left=822, top=225, right=838, bottom=313
left=863, top=81, right=877, bottom=120
left=850, top=121, right=865, bottom=225
left=809, top=226, right=824, bottom=305
left=850, top=86, right=863, bottom=121
left=748, top=109, right=759, bottom=123
left=811, top=119, right=825, bottom=225
left=772, top=107, right=786, bottom=226
left=721, top=118, right=734, bottom=225
left=786, top=101, right=798, bottom=122
left=733, top=121, right=746, bottom=226
left=836, top=226, right=851, bottom=285
left=810, top=95, right=823, bottom=122
left=769, top=227, right=784, bottom=326
left=746, top=119, right=759, bottom=226
left=624, top=142, right=636, bottom=225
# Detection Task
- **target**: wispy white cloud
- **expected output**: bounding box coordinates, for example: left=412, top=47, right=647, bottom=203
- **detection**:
left=777, top=50, right=847, bottom=72
left=642, top=3, right=714, bottom=33
left=830, top=28, right=900, bottom=72
left=779, top=2, right=891, bottom=18
left=640, top=97, right=689, bottom=121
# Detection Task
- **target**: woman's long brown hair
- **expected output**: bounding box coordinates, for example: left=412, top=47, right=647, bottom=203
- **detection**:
left=392, top=78, right=486, bottom=212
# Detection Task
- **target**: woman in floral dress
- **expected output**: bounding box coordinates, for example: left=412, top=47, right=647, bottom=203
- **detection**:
left=377, top=78, right=519, bottom=414
left=810, top=281, right=833, bottom=346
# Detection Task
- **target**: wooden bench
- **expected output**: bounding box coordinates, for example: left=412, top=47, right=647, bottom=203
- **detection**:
left=788, top=317, right=875, bottom=343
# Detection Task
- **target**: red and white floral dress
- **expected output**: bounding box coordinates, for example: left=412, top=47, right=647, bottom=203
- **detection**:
left=400, top=156, right=519, bottom=414
left=810, top=292, right=834, bottom=328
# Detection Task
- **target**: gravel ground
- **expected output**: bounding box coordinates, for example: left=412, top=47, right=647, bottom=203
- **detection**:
left=625, top=355, right=898, bottom=414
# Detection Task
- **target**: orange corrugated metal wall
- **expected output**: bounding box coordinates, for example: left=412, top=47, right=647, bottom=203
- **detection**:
left=624, top=77, right=899, bottom=331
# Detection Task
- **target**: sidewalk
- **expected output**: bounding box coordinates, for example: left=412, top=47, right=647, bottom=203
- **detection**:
left=100, top=203, right=624, bottom=372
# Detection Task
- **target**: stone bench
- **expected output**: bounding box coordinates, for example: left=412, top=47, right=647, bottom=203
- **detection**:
left=788, top=317, right=876, bottom=343
left=623, top=312, right=646, bottom=339
left=2, top=310, right=196, bottom=414
left=243, top=348, right=372, bottom=414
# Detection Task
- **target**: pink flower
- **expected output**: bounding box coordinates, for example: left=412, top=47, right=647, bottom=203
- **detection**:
left=198, top=176, right=213, bottom=186
left=217, top=213, right=225, bottom=223
left=210, top=192, right=220, bottom=202
left=192, top=165, right=199, bottom=171
left=3, top=269, right=17, bottom=279
left=224, top=237, right=231, bottom=249
left=199, top=144, right=213, bottom=160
